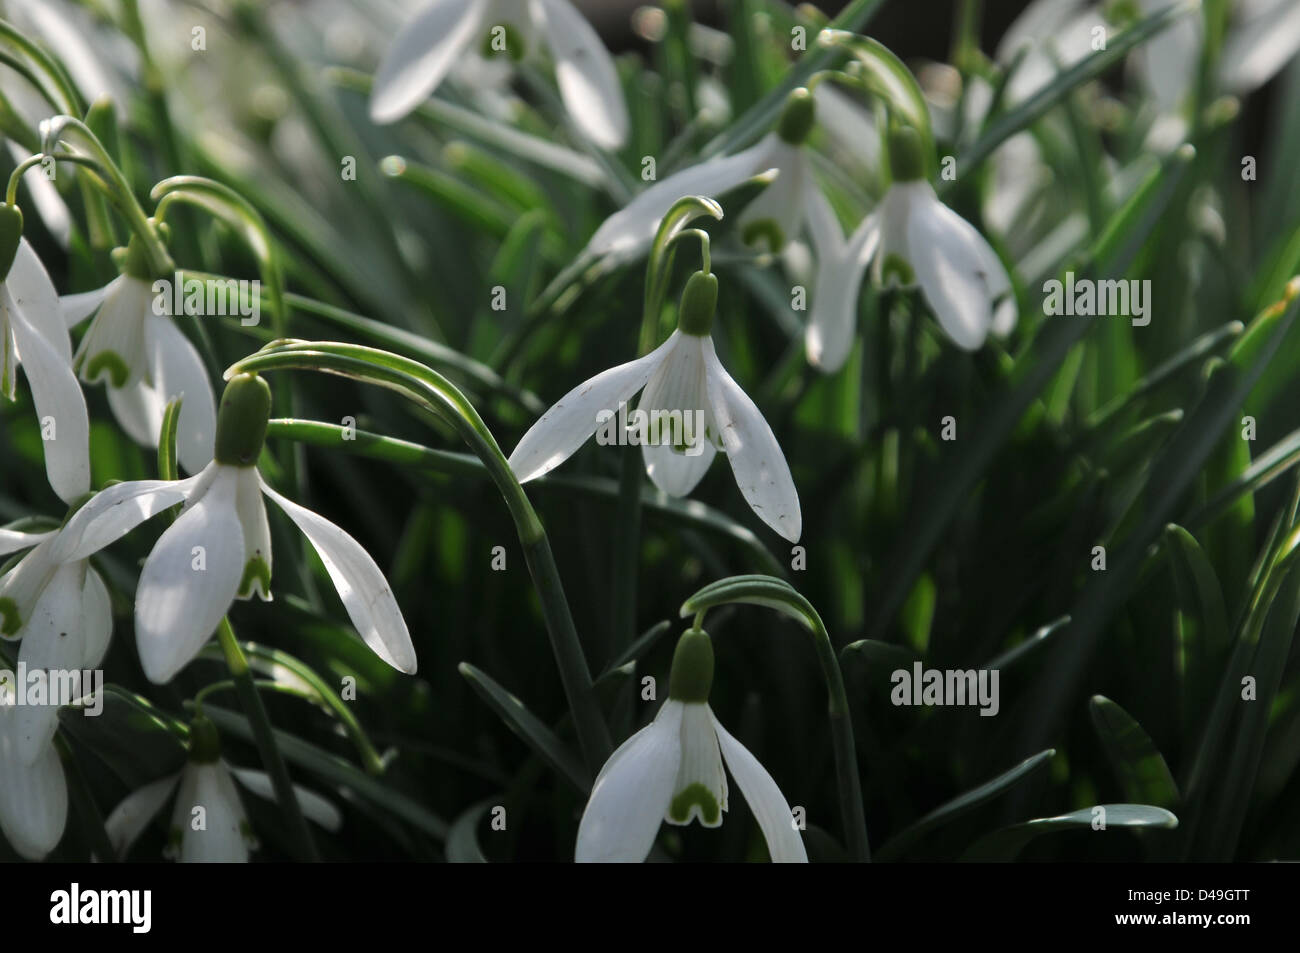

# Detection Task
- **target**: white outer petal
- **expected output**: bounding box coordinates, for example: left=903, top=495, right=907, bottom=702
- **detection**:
left=576, top=700, right=684, bottom=862
left=508, top=333, right=677, bottom=483
left=143, top=313, right=217, bottom=474
left=14, top=561, right=87, bottom=764
left=806, top=194, right=879, bottom=373
left=260, top=478, right=417, bottom=675
left=230, top=767, right=344, bottom=832
left=6, top=286, right=92, bottom=502
left=535, top=0, right=629, bottom=149
left=51, top=470, right=205, bottom=563
left=8, top=239, right=70, bottom=362
left=0, top=528, right=52, bottom=558
left=584, top=137, right=775, bottom=259
left=81, top=566, right=113, bottom=670
left=102, top=773, right=179, bottom=860
left=713, top=712, right=808, bottom=863
left=61, top=279, right=115, bottom=329
left=135, top=466, right=244, bottom=684
left=703, top=341, right=802, bottom=542
left=0, top=704, right=68, bottom=859
left=173, top=762, right=251, bottom=863
left=369, top=0, right=490, bottom=123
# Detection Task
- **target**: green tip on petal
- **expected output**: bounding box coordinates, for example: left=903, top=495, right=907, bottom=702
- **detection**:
left=238, top=556, right=272, bottom=600
left=669, top=783, right=722, bottom=825
left=887, top=125, right=927, bottom=182
left=676, top=271, right=718, bottom=337
left=188, top=714, right=222, bottom=763
left=777, top=87, right=816, bottom=145
left=0, top=203, right=23, bottom=280
left=83, top=350, right=131, bottom=388
left=215, top=373, right=272, bottom=467
left=0, top=596, right=20, bottom=636
left=880, top=251, right=916, bottom=286
left=668, top=627, right=714, bottom=702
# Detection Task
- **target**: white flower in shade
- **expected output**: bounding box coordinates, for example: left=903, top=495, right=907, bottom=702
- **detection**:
left=1, top=211, right=91, bottom=503
left=0, top=673, right=68, bottom=859
left=804, top=189, right=881, bottom=372
left=509, top=271, right=801, bottom=542
left=585, top=88, right=819, bottom=262
left=63, top=247, right=216, bottom=476
left=369, top=0, right=629, bottom=148
left=102, top=716, right=341, bottom=862
left=53, top=373, right=417, bottom=684
left=576, top=628, right=806, bottom=863
left=0, top=517, right=112, bottom=766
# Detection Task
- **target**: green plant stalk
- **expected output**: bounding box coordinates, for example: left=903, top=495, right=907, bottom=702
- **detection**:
left=811, top=615, right=871, bottom=862
left=611, top=448, right=643, bottom=658
left=229, top=345, right=613, bottom=772
left=215, top=617, right=321, bottom=862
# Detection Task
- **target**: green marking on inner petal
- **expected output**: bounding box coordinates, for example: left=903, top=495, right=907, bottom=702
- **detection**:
left=238, top=556, right=272, bottom=600
left=0, top=596, right=19, bottom=636
left=84, top=350, right=131, bottom=388
left=741, top=219, right=784, bottom=254
left=881, top=252, right=915, bottom=287
left=669, top=783, right=722, bottom=826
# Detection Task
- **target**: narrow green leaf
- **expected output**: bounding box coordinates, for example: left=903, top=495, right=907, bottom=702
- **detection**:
left=1089, top=695, right=1180, bottom=809
left=962, top=805, right=1179, bottom=861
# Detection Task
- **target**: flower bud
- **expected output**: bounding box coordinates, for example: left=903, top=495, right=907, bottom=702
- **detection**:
left=188, top=714, right=222, bottom=764
left=676, top=270, right=718, bottom=337
left=668, top=627, right=714, bottom=703
left=777, top=87, right=816, bottom=145
left=214, top=373, right=272, bottom=467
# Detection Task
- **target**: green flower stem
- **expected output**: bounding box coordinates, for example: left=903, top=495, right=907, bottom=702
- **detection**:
left=611, top=449, right=643, bottom=659
left=215, top=617, right=321, bottom=862
left=228, top=344, right=613, bottom=773
left=40, top=116, right=173, bottom=276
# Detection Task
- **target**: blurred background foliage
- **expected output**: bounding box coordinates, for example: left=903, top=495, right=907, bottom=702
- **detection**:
left=2, top=0, right=1300, bottom=861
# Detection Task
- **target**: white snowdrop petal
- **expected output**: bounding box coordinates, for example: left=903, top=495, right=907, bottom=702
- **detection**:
left=144, top=314, right=216, bottom=474
left=905, top=190, right=1001, bottom=351
left=175, top=763, right=251, bottom=863
left=536, top=0, right=629, bottom=149
left=639, top=334, right=716, bottom=496
left=508, top=333, right=678, bottom=483
left=703, top=341, right=802, bottom=542
left=576, top=701, right=684, bottom=862
left=14, top=562, right=87, bottom=764
left=260, top=478, right=416, bottom=675
left=81, top=567, right=113, bottom=671
left=0, top=705, right=68, bottom=859
left=52, top=470, right=204, bottom=563
left=102, top=774, right=179, bottom=860
left=61, top=279, right=115, bottom=328
left=230, top=767, right=343, bottom=832
left=8, top=238, right=70, bottom=362
left=0, top=528, right=52, bottom=559
left=135, top=467, right=244, bottom=684
left=666, top=702, right=728, bottom=827
left=713, top=712, right=807, bottom=863
left=369, top=0, right=490, bottom=124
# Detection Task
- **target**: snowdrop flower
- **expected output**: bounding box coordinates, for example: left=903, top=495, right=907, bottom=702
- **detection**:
left=0, top=671, right=69, bottom=859
left=804, top=189, right=881, bottom=372
left=576, top=628, right=806, bottom=863
left=369, top=0, right=629, bottom=149
left=0, top=509, right=112, bottom=765
left=62, top=234, right=216, bottom=476
left=509, top=271, right=801, bottom=542
left=103, top=715, right=341, bottom=862
left=53, top=373, right=417, bottom=683
left=0, top=205, right=91, bottom=503
left=585, top=88, right=819, bottom=262
left=873, top=127, right=1015, bottom=352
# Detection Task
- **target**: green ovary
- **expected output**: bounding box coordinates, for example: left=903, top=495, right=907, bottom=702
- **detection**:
left=0, top=597, right=19, bottom=635
left=669, top=783, right=722, bottom=826
left=83, top=350, right=131, bottom=388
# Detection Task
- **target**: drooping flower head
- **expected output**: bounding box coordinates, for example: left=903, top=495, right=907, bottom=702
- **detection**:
left=369, top=0, right=629, bottom=148
left=509, top=270, right=802, bottom=541
left=54, top=373, right=417, bottom=683
left=576, top=627, right=807, bottom=863
left=102, top=714, right=341, bottom=863
left=63, top=227, right=216, bottom=475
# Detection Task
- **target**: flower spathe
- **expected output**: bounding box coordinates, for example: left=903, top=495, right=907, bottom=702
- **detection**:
left=576, top=629, right=807, bottom=863
left=53, top=374, right=417, bottom=683
left=102, top=716, right=342, bottom=862
left=1, top=210, right=91, bottom=503
left=369, top=0, right=629, bottom=149
left=508, top=272, right=802, bottom=542
left=63, top=260, right=216, bottom=476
